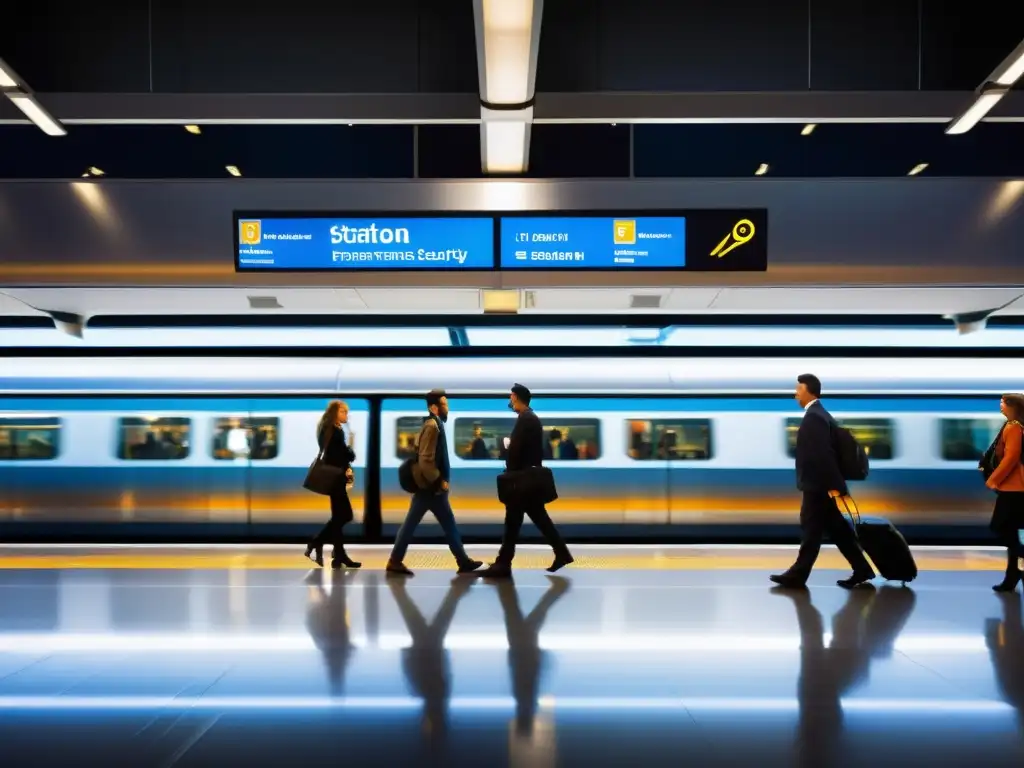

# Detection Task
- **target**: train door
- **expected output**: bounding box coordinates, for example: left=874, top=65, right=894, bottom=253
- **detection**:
left=622, top=417, right=673, bottom=525
left=660, top=417, right=714, bottom=526
left=246, top=398, right=370, bottom=536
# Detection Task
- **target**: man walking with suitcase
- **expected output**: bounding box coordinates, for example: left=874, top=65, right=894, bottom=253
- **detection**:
left=770, top=374, right=876, bottom=589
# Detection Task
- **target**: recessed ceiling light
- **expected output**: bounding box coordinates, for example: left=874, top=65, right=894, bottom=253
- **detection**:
left=611, top=122, right=617, bottom=127
left=801, top=123, right=816, bottom=136
left=908, top=163, right=928, bottom=176
left=754, top=163, right=769, bottom=176
left=87, top=166, right=104, bottom=176
left=347, top=123, right=353, bottom=127
left=80, top=173, right=89, bottom=178
left=184, top=125, right=201, bottom=135
left=225, top=165, right=242, bottom=177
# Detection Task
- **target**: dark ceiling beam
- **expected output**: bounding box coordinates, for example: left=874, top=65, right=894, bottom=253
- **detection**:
left=1, top=90, right=1023, bottom=126
left=0, top=93, right=482, bottom=125
left=532, top=91, right=1024, bottom=123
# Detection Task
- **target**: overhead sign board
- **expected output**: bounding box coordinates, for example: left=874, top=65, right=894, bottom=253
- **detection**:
left=233, top=210, right=767, bottom=272
left=498, top=210, right=767, bottom=271
left=235, top=215, right=495, bottom=271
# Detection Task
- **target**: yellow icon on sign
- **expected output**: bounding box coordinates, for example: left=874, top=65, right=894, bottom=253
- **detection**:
left=240, top=220, right=262, bottom=245
left=613, top=219, right=636, bottom=245
left=710, top=219, right=755, bottom=258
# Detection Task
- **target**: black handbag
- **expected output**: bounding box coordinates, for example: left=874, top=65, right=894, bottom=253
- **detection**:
left=981, top=437, right=998, bottom=480
left=303, top=430, right=347, bottom=496
left=497, top=466, right=558, bottom=506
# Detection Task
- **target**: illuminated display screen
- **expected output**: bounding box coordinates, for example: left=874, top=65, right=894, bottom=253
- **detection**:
left=234, top=210, right=766, bottom=271
left=499, top=210, right=766, bottom=271
left=235, top=215, right=495, bottom=270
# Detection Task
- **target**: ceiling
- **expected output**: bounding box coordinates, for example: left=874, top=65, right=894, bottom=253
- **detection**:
left=2, top=286, right=1023, bottom=320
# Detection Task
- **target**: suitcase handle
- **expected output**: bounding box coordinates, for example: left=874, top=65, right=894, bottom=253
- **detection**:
left=837, top=494, right=861, bottom=527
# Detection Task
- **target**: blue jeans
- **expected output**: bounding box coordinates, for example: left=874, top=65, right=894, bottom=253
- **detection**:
left=390, top=490, right=470, bottom=565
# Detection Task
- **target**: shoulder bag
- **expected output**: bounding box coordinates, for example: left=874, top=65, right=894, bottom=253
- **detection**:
left=303, top=428, right=346, bottom=496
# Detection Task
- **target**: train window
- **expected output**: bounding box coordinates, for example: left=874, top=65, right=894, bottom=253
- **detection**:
left=211, top=417, right=279, bottom=460
left=117, top=417, right=191, bottom=460
left=940, top=418, right=1002, bottom=461
left=453, top=417, right=602, bottom=460
left=0, top=417, right=61, bottom=460
left=783, top=418, right=896, bottom=459
left=627, top=419, right=712, bottom=460
left=396, top=416, right=428, bottom=459
left=454, top=418, right=516, bottom=460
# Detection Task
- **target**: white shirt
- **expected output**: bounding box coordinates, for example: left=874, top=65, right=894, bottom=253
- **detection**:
left=802, top=398, right=818, bottom=416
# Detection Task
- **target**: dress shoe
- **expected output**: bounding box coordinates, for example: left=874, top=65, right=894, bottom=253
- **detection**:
left=769, top=573, right=806, bottom=589
left=477, top=562, right=513, bottom=579
left=386, top=560, right=414, bottom=576
left=547, top=553, right=574, bottom=573
left=457, top=559, right=483, bottom=574
left=837, top=570, right=875, bottom=589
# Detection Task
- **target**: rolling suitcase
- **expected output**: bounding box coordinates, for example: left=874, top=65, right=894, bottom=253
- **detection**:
left=839, top=497, right=918, bottom=585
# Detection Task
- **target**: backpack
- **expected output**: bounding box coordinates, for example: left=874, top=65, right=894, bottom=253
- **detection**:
left=833, top=424, right=869, bottom=481
left=397, top=419, right=435, bottom=494
left=398, top=457, right=419, bottom=494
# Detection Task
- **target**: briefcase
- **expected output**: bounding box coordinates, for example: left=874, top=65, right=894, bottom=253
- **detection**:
left=497, top=466, right=558, bottom=506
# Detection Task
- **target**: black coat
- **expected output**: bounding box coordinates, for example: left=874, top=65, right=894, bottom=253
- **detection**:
left=318, top=425, right=355, bottom=471
left=506, top=408, right=544, bottom=471
left=795, top=401, right=848, bottom=496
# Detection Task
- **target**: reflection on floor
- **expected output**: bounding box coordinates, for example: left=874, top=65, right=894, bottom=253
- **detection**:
left=0, top=545, right=1020, bottom=767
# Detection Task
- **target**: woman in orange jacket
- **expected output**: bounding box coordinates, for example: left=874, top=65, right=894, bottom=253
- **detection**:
left=983, top=393, right=1024, bottom=592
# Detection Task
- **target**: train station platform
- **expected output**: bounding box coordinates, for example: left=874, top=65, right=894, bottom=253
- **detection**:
left=0, top=544, right=1020, bottom=767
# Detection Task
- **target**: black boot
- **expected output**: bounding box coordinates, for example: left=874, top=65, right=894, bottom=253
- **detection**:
left=994, top=546, right=1022, bottom=592
left=332, top=547, right=361, bottom=569
left=304, top=542, right=324, bottom=568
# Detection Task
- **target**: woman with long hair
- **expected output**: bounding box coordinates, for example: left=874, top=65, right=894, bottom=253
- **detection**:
left=983, top=393, right=1024, bottom=591
left=304, top=400, right=361, bottom=570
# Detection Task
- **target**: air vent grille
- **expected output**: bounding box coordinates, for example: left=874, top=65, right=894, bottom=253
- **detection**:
left=629, top=294, right=662, bottom=309
left=248, top=296, right=282, bottom=309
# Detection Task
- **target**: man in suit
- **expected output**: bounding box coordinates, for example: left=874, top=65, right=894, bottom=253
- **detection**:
left=771, top=373, right=875, bottom=589
left=478, top=383, right=574, bottom=578
left=386, top=389, right=482, bottom=576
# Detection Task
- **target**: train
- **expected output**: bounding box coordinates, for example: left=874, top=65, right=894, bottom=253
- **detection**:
left=0, top=355, right=1019, bottom=541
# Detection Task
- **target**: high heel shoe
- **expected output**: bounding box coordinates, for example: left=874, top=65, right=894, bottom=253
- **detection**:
left=304, top=543, right=324, bottom=568
left=993, top=573, right=1021, bottom=592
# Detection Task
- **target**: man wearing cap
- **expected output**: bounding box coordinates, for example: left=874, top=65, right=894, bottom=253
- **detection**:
left=478, top=383, right=574, bottom=578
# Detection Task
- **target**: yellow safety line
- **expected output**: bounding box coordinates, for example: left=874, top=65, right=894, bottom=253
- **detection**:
left=0, top=551, right=1004, bottom=571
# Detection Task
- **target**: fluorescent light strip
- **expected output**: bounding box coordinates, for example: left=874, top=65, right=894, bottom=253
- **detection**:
left=908, top=163, right=928, bottom=176
left=755, top=163, right=769, bottom=176
left=225, top=165, right=242, bottom=177
left=991, top=39, right=1024, bottom=86
left=184, top=125, right=201, bottom=135
left=801, top=124, right=816, bottom=136
left=482, top=120, right=528, bottom=173
left=0, top=695, right=1008, bottom=714
left=0, top=632, right=988, bottom=653
left=946, top=90, right=1006, bottom=135
left=5, top=93, right=66, bottom=136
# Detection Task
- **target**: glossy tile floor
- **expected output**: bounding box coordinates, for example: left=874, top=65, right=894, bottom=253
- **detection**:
left=0, top=544, right=1021, bottom=767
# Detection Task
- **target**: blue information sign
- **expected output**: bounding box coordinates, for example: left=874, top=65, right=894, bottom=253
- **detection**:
left=499, top=217, right=687, bottom=269
left=236, top=216, right=495, bottom=270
